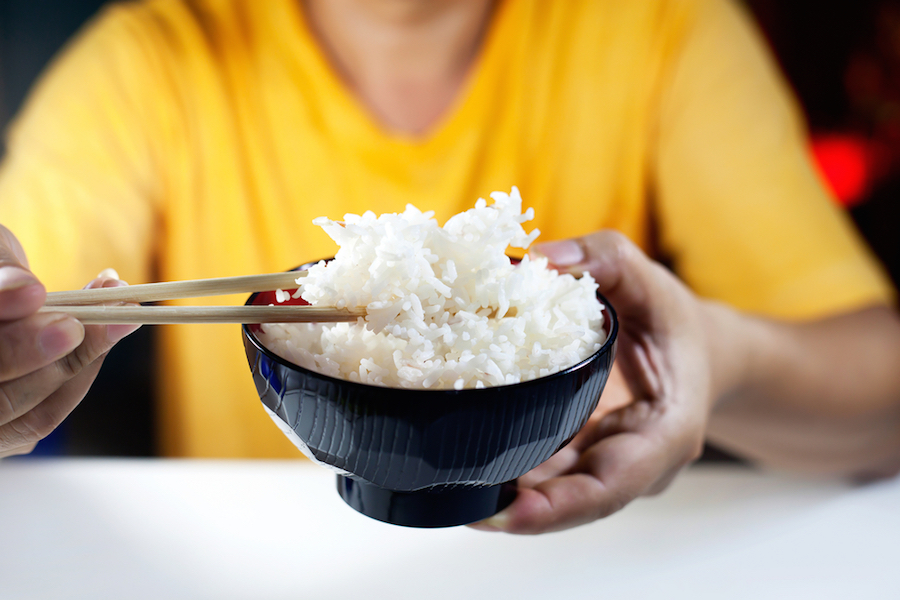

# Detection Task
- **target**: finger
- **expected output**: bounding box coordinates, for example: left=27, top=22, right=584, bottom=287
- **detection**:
left=577, top=427, right=698, bottom=500
left=566, top=363, right=637, bottom=450
left=0, top=313, right=85, bottom=382
left=0, top=227, right=45, bottom=320
left=519, top=365, right=636, bottom=487
left=517, top=396, right=660, bottom=487
left=0, top=353, right=107, bottom=452
left=0, top=225, right=31, bottom=267
left=0, top=314, right=127, bottom=421
left=613, top=329, right=669, bottom=405
left=590, top=361, right=635, bottom=419
left=0, top=279, right=137, bottom=423
left=517, top=444, right=582, bottom=488
left=478, top=433, right=667, bottom=534
left=532, top=230, right=673, bottom=327
left=0, top=442, right=37, bottom=459
left=644, top=469, right=681, bottom=497
left=82, top=272, right=141, bottom=343
left=474, top=393, right=702, bottom=535
left=567, top=397, right=701, bottom=494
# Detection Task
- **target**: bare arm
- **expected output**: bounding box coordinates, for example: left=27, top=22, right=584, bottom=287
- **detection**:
left=471, top=232, right=900, bottom=535
left=705, top=302, right=900, bottom=478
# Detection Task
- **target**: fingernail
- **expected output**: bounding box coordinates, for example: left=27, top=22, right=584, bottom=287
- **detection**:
left=84, top=273, right=127, bottom=291
left=39, top=317, right=84, bottom=360
left=0, top=266, right=38, bottom=291
left=107, top=323, right=140, bottom=343
left=467, top=522, right=502, bottom=532
left=101, top=277, right=135, bottom=342
left=475, top=509, right=510, bottom=532
left=533, top=240, right=584, bottom=266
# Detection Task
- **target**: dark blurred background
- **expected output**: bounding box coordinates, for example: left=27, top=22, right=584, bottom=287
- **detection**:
left=1, top=0, right=898, bottom=457
left=0, top=0, right=155, bottom=456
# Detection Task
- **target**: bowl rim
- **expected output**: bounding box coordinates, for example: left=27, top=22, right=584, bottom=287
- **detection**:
left=242, top=263, right=618, bottom=397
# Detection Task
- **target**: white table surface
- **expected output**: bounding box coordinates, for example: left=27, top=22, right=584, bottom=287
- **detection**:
left=0, top=459, right=897, bottom=600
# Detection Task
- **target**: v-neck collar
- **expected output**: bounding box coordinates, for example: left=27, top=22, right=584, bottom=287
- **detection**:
left=272, top=0, right=515, bottom=156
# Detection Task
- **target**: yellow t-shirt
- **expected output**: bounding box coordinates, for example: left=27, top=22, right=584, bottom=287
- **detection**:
left=0, top=0, right=893, bottom=457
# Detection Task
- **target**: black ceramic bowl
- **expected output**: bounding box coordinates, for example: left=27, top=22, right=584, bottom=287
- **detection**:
left=242, top=263, right=618, bottom=528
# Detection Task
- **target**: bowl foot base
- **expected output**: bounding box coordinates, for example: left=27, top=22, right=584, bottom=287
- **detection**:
left=336, top=476, right=517, bottom=528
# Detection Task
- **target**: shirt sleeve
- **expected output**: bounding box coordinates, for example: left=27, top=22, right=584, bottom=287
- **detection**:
left=0, top=4, right=170, bottom=291
left=653, top=0, right=895, bottom=320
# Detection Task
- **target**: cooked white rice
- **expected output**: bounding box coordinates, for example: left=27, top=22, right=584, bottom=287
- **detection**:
left=259, top=187, right=606, bottom=389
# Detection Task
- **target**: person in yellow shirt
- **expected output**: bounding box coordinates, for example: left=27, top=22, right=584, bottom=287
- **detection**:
left=1, top=0, right=899, bottom=534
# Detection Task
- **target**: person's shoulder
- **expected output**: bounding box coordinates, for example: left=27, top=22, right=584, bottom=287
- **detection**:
left=518, top=0, right=710, bottom=46
left=93, top=0, right=269, bottom=52
left=105, top=0, right=252, bottom=24
left=532, top=0, right=705, bottom=23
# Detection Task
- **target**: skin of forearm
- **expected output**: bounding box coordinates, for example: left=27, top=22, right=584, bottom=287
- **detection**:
left=702, top=302, right=900, bottom=478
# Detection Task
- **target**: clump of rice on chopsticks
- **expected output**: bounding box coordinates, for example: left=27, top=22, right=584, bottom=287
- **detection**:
left=259, top=187, right=606, bottom=389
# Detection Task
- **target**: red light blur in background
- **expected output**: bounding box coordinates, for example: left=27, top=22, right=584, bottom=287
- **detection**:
left=810, top=133, right=891, bottom=208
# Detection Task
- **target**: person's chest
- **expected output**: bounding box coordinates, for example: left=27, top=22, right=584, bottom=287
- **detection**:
left=155, top=0, right=682, bottom=281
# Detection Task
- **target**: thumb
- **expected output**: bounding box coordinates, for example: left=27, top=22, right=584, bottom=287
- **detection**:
left=531, top=230, right=663, bottom=324
left=0, top=225, right=46, bottom=319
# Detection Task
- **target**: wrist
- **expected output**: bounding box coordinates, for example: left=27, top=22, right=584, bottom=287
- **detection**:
left=698, top=298, right=773, bottom=409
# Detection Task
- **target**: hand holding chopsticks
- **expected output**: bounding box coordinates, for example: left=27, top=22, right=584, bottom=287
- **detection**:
left=40, top=271, right=365, bottom=324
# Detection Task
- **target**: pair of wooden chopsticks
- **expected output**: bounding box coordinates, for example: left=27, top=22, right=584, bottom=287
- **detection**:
left=39, top=271, right=365, bottom=325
